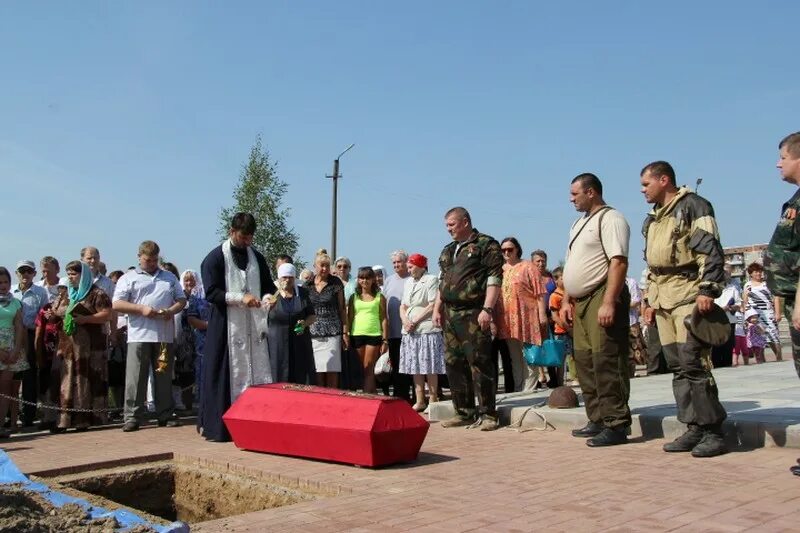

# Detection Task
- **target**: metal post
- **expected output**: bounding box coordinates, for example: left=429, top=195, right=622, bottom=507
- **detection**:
left=331, top=158, right=340, bottom=260
left=326, top=144, right=354, bottom=262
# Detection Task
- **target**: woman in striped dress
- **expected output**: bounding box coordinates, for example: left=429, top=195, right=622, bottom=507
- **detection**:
left=742, top=262, right=783, bottom=362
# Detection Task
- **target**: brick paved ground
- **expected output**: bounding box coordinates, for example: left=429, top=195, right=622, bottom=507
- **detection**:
left=3, top=415, right=800, bottom=532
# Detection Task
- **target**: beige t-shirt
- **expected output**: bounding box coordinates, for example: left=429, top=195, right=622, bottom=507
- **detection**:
left=563, top=207, right=630, bottom=298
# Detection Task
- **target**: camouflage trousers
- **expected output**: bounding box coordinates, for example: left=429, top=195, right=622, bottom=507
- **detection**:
left=443, top=307, right=496, bottom=419
left=654, top=302, right=727, bottom=427
left=782, top=299, right=800, bottom=379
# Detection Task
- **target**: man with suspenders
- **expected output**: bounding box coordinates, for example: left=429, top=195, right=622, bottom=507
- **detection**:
left=560, top=173, right=632, bottom=447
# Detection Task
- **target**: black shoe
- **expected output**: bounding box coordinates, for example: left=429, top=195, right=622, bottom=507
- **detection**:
left=691, top=431, right=728, bottom=458
left=49, top=427, right=66, bottom=435
left=158, top=418, right=182, bottom=428
left=663, top=426, right=704, bottom=453
left=122, top=421, right=140, bottom=432
left=571, top=421, right=603, bottom=438
left=790, top=465, right=800, bottom=476
left=586, top=427, right=628, bottom=447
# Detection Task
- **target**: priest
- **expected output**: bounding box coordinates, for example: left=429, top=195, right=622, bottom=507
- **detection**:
left=199, top=212, right=275, bottom=442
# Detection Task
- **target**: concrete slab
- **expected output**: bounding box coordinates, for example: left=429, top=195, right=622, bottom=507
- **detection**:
left=428, top=360, right=800, bottom=448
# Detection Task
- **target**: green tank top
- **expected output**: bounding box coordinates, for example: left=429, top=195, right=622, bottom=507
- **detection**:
left=351, top=292, right=382, bottom=336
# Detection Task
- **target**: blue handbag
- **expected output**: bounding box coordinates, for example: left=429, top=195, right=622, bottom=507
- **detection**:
left=523, top=330, right=566, bottom=367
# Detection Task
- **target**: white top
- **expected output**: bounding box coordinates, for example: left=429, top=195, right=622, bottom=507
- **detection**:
left=383, top=273, right=410, bottom=339
left=112, top=268, right=185, bottom=343
left=93, top=274, right=116, bottom=299
left=733, top=310, right=745, bottom=337
left=714, top=283, right=742, bottom=324
left=401, top=274, right=440, bottom=335
left=35, top=279, right=61, bottom=304
left=626, top=277, right=642, bottom=326
left=563, top=208, right=630, bottom=299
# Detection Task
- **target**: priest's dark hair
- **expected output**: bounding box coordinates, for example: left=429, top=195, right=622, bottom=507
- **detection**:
left=230, top=212, right=257, bottom=235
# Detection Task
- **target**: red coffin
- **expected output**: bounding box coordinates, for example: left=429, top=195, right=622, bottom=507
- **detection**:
left=223, top=384, right=430, bottom=467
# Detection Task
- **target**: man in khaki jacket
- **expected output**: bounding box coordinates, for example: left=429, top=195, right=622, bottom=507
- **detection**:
left=641, top=161, right=728, bottom=458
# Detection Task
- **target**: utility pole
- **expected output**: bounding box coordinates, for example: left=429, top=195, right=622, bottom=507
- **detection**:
left=327, top=144, right=355, bottom=260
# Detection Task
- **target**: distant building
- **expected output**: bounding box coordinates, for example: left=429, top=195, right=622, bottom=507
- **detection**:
left=724, top=244, right=767, bottom=284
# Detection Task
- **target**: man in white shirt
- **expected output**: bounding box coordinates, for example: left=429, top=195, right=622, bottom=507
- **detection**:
left=113, top=241, right=186, bottom=432
left=381, top=250, right=412, bottom=401
left=560, top=173, right=632, bottom=447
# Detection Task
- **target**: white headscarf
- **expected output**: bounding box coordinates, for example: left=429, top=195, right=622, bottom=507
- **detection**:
left=277, top=263, right=297, bottom=278
left=180, top=269, right=205, bottom=299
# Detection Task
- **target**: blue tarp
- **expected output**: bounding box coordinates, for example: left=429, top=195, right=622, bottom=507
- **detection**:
left=0, top=450, right=189, bottom=532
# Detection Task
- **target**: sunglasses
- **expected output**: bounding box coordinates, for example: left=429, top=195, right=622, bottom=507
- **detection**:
left=17, top=268, right=35, bottom=274
left=501, top=248, right=516, bottom=254
left=336, top=264, right=350, bottom=269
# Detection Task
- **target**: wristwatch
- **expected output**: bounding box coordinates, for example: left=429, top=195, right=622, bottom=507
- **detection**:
left=482, top=307, right=493, bottom=315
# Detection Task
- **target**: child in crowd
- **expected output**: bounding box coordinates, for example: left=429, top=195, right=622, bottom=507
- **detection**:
left=732, top=309, right=749, bottom=366
left=549, top=268, right=576, bottom=386
left=744, top=309, right=766, bottom=364
left=0, top=267, right=26, bottom=438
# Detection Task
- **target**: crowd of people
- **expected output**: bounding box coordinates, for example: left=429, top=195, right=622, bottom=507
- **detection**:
left=1, top=133, right=799, bottom=476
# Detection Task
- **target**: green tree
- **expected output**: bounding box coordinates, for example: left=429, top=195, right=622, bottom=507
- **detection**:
left=218, top=135, right=303, bottom=270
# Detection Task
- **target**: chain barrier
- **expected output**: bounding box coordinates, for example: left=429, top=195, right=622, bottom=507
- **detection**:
left=0, top=383, right=196, bottom=415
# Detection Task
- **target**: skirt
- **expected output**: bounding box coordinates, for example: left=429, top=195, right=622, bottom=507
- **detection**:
left=0, top=329, right=29, bottom=373
left=399, top=332, right=446, bottom=375
left=312, top=336, right=342, bottom=372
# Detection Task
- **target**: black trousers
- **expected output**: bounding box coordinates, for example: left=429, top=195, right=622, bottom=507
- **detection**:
left=21, top=328, right=38, bottom=425
left=646, top=323, right=668, bottom=375
left=492, top=338, right=514, bottom=393
left=380, top=338, right=412, bottom=401
left=710, top=324, right=735, bottom=368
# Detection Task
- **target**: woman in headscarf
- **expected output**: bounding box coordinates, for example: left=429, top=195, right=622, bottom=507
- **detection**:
left=372, top=265, right=388, bottom=292
left=177, top=269, right=209, bottom=411
left=399, top=254, right=445, bottom=411
left=266, top=263, right=317, bottom=384
left=52, top=261, right=112, bottom=432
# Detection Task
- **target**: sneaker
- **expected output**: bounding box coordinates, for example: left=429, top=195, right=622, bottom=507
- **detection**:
left=663, top=426, right=704, bottom=453
left=441, top=415, right=476, bottom=428
left=691, top=431, right=728, bottom=458
left=122, top=421, right=140, bottom=432
left=158, top=417, right=182, bottom=428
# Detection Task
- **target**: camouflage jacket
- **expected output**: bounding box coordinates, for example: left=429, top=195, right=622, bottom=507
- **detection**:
left=643, top=187, right=725, bottom=310
left=438, top=229, right=503, bottom=308
left=764, top=188, right=800, bottom=298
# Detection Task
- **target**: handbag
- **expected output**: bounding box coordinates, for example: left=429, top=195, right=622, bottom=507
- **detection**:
left=374, top=352, right=392, bottom=375
left=523, top=329, right=566, bottom=367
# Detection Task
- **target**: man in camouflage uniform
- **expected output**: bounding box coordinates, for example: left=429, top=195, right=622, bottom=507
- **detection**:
left=763, top=132, right=800, bottom=477
left=432, top=207, right=503, bottom=430
left=765, top=132, right=800, bottom=379
left=640, top=160, right=728, bottom=458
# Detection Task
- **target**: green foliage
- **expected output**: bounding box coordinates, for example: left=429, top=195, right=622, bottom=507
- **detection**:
left=218, top=135, right=304, bottom=271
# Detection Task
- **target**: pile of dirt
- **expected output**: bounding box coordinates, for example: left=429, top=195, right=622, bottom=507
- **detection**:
left=0, top=484, right=155, bottom=533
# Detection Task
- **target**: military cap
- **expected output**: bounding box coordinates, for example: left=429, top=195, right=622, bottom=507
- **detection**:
left=683, top=303, right=730, bottom=347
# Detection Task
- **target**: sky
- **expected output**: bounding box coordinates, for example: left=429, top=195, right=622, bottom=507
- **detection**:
left=1, top=1, right=798, bottom=281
